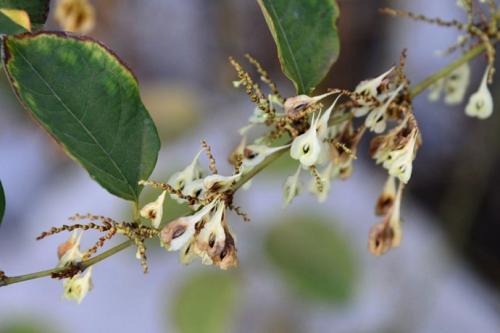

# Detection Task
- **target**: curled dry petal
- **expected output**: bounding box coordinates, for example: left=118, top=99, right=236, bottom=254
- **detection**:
left=284, top=92, right=334, bottom=118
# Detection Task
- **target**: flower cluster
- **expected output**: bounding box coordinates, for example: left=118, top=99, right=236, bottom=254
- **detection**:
left=384, top=1, right=498, bottom=119
left=428, top=65, right=494, bottom=119
left=140, top=142, right=246, bottom=270
left=229, top=54, right=421, bottom=256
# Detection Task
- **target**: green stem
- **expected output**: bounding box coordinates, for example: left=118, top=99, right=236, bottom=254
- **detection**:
left=0, top=42, right=491, bottom=288
left=233, top=148, right=288, bottom=191
left=0, top=240, right=133, bottom=287
left=410, top=44, right=485, bottom=97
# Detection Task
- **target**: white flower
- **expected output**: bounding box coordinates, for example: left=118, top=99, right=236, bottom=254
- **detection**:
left=203, top=173, right=241, bottom=192
left=427, top=79, right=444, bottom=102
left=308, top=163, right=333, bottom=203
left=140, top=190, right=166, bottom=228
left=167, top=150, right=203, bottom=202
left=354, top=67, right=394, bottom=100
left=316, top=94, right=342, bottom=141
left=160, top=200, right=217, bottom=251
left=183, top=179, right=205, bottom=207
left=465, top=68, right=493, bottom=119
left=196, top=201, right=226, bottom=264
left=58, top=231, right=83, bottom=267
left=382, top=131, right=418, bottom=183
left=444, top=63, right=470, bottom=105
left=290, top=114, right=322, bottom=167
left=283, top=165, right=303, bottom=207
left=240, top=144, right=290, bottom=172
left=365, top=85, right=403, bottom=134
left=62, top=267, right=93, bottom=304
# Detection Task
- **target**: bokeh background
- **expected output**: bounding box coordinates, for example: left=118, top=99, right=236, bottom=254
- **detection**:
left=1, top=0, right=500, bottom=332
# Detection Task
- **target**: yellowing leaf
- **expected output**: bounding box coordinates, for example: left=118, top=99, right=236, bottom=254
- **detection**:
left=0, top=8, right=31, bottom=31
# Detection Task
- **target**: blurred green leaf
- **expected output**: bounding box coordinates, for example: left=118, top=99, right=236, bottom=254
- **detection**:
left=265, top=215, right=357, bottom=303
left=257, top=0, right=340, bottom=94
left=3, top=32, right=161, bottom=202
left=0, top=0, right=49, bottom=32
left=0, top=318, right=58, bottom=333
left=0, top=181, right=4, bottom=226
left=172, top=271, right=239, bottom=333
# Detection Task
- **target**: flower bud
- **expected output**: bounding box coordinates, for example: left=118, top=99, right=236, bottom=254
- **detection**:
left=140, top=191, right=166, bottom=228
left=465, top=68, right=493, bottom=119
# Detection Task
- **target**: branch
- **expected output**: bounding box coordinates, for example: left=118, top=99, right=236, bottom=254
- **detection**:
left=0, top=41, right=493, bottom=288
left=0, top=240, right=133, bottom=287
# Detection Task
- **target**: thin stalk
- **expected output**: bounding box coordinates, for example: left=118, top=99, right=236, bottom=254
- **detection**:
left=0, top=240, right=133, bottom=287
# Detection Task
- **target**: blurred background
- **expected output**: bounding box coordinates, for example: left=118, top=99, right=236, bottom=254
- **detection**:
left=1, top=0, right=499, bottom=332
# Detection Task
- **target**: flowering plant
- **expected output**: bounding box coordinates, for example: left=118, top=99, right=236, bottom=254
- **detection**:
left=0, top=0, right=498, bottom=304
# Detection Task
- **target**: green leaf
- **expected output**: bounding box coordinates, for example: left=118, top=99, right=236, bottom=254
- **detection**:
left=265, top=214, right=357, bottom=303
left=257, top=0, right=340, bottom=94
left=3, top=32, right=161, bottom=202
left=172, top=271, right=239, bottom=333
left=0, top=0, right=50, bottom=33
left=0, top=181, right=5, bottom=226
